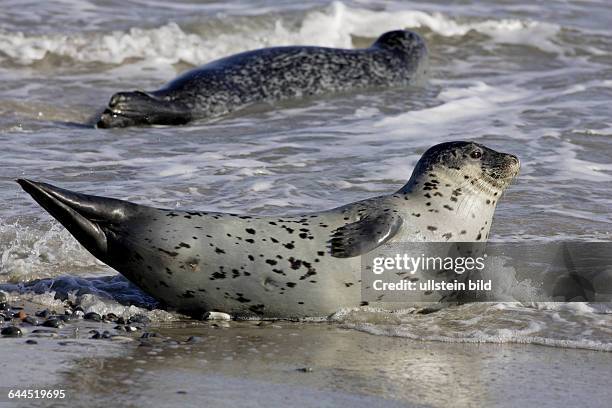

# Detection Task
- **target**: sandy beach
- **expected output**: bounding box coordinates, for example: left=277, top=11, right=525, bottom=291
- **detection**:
left=1, top=300, right=611, bottom=408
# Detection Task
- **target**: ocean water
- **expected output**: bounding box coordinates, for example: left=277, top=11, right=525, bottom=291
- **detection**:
left=0, top=1, right=611, bottom=351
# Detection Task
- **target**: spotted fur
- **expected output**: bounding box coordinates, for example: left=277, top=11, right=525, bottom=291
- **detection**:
left=18, top=141, right=519, bottom=318
left=97, top=30, right=428, bottom=128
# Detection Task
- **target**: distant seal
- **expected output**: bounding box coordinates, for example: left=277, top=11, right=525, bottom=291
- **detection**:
left=18, top=141, right=519, bottom=318
left=96, top=30, right=428, bottom=128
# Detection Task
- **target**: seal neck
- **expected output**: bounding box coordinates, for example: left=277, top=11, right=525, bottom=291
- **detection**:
left=397, top=167, right=501, bottom=221
left=399, top=166, right=501, bottom=199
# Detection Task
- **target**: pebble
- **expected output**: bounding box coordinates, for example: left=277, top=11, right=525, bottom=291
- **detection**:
left=1, top=326, right=23, bottom=337
left=25, top=339, right=38, bottom=345
left=29, top=333, right=58, bottom=338
left=36, top=309, right=51, bottom=318
left=202, top=312, right=231, bottom=321
left=128, top=314, right=151, bottom=324
left=32, top=329, right=55, bottom=333
left=42, top=318, right=62, bottom=328
left=72, top=310, right=85, bottom=319
left=84, top=312, right=102, bottom=321
left=110, top=336, right=134, bottom=343
left=23, top=316, right=39, bottom=325
left=90, top=330, right=101, bottom=339
left=297, top=367, right=313, bottom=373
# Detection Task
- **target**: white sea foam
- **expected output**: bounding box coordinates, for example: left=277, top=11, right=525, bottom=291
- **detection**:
left=374, top=81, right=528, bottom=140
left=0, top=2, right=565, bottom=66
left=0, top=221, right=103, bottom=283
left=333, top=302, right=612, bottom=352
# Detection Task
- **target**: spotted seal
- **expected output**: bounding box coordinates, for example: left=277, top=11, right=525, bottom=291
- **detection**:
left=96, top=30, right=428, bottom=128
left=18, top=141, right=519, bottom=318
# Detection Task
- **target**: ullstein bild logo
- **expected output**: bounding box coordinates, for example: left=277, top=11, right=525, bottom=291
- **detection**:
left=360, top=242, right=612, bottom=303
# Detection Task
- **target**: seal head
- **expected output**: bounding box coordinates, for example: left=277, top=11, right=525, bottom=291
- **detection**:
left=372, top=30, right=427, bottom=57
left=402, top=141, right=520, bottom=195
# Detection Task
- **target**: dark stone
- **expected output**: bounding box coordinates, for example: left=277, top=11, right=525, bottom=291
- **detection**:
left=186, top=336, right=204, bottom=344
left=42, top=318, right=62, bottom=328
left=25, top=339, right=38, bottom=345
left=36, top=309, right=51, bottom=318
left=1, top=326, right=22, bottom=337
left=84, top=312, right=102, bottom=321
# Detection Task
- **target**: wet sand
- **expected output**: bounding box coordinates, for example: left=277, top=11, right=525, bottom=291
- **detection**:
left=2, top=316, right=611, bottom=408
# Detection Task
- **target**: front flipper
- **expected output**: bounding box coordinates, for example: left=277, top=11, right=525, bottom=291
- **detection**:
left=329, top=211, right=403, bottom=258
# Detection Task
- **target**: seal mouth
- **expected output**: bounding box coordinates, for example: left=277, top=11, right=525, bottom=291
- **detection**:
left=97, top=109, right=139, bottom=128
left=483, top=154, right=520, bottom=187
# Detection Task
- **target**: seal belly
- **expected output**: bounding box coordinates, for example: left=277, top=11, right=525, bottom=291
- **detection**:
left=110, top=212, right=361, bottom=318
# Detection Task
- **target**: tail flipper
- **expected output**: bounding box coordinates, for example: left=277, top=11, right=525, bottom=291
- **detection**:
left=17, top=179, right=135, bottom=258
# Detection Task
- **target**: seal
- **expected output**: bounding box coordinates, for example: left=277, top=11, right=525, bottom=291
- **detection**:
left=18, top=141, right=519, bottom=318
left=96, top=30, right=428, bottom=128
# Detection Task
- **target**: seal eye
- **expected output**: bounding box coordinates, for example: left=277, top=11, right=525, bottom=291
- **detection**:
left=470, top=151, right=482, bottom=159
